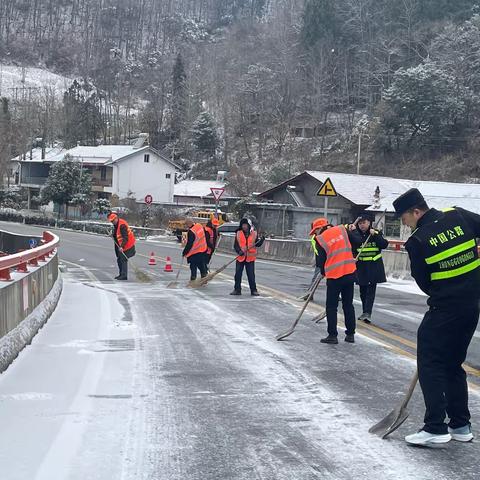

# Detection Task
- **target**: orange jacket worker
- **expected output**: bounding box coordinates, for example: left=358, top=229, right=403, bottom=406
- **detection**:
left=108, top=212, right=136, bottom=281
left=182, top=218, right=208, bottom=281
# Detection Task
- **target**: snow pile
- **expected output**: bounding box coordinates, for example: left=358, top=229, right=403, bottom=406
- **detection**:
left=0, top=65, right=72, bottom=99
left=0, top=276, right=63, bottom=373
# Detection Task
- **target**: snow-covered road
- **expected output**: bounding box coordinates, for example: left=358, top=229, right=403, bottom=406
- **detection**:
left=0, top=260, right=479, bottom=479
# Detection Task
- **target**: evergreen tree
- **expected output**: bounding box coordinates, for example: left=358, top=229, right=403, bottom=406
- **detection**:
left=63, top=79, right=104, bottom=148
left=170, top=54, right=187, bottom=140
left=192, top=111, right=218, bottom=154
left=0, top=98, right=13, bottom=186
left=41, top=155, right=92, bottom=219
left=301, top=0, right=339, bottom=48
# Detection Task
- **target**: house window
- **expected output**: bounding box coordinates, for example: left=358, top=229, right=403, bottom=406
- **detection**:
left=165, top=173, right=171, bottom=179
left=100, top=166, right=107, bottom=180
left=144, top=154, right=150, bottom=163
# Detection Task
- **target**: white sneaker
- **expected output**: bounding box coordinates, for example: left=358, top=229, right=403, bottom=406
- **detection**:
left=405, top=430, right=451, bottom=446
left=448, top=425, right=474, bottom=442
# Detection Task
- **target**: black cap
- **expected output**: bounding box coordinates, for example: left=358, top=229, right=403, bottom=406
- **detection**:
left=358, top=211, right=374, bottom=222
left=393, top=188, right=425, bottom=217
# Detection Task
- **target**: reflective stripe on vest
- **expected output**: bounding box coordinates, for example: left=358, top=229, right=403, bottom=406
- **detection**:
left=316, top=225, right=356, bottom=279
left=357, top=245, right=382, bottom=262
left=422, top=209, right=480, bottom=281
left=116, top=219, right=136, bottom=251
left=310, top=235, right=318, bottom=256
left=186, top=223, right=208, bottom=258
left=236, top=230, right=257, bottom=262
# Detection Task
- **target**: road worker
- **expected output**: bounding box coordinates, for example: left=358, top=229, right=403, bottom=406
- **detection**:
left=204, top=217, right=220, bottom=270
left=299, top=218, right=323, bottom=302
left=311, top=218, right=357, bottom=344
left=108, top=212, right=136, bottom=281
left=182, top=218, right=208, bottom=282
left=393, top=188, right=480, bottom=446
left=230, top=218, right=265, bottom=296
left=348, top=212, right=389, bottom=324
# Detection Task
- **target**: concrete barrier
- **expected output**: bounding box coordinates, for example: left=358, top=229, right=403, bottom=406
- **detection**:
left=0, top=230, right=61, bottom=372
left=218, top=234, right=412, bottom=280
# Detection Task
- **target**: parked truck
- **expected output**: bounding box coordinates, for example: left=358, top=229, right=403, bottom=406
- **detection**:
left=168, top=210, right=229, bottom=242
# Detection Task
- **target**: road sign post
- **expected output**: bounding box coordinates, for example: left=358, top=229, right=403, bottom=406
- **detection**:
left=316, top=177, right=337, bottom=222
left=144, top=194, right=153, bottom=231
left=210, top=187, right=225, bottom=216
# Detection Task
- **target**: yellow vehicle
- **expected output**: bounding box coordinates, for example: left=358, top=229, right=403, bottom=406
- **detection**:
left=168, top=210, right=228, bottom=242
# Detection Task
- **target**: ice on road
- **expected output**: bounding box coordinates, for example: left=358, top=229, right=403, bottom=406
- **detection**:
left=0, top=267, right=479, bottom=480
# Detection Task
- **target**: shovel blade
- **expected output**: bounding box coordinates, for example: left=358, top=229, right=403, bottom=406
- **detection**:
left=276, top=328, right=294, bottom=341
left=369, top=406, right=410, bottom=439
left=166, top=282, right=178, bottom=289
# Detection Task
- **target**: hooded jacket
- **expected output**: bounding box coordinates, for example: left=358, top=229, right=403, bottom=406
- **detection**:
left=233, top=218, right=265, bottom=261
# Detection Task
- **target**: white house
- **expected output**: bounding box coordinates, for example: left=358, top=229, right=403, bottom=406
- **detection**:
left=16, top=139, right=178, bottom=208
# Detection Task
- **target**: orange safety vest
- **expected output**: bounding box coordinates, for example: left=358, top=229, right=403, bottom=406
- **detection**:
left=186, top=223, right=208, bottom=258
left=315, top=225, right=356, bottom=279
left=115, top=219, right=136, bottom=251
left=236, top=230, right=257, bottom=262
left=205, top=226, right=216, bottom=255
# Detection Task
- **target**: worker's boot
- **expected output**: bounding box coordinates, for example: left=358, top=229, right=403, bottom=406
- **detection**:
left=320, top=335, right=338, bottom=345
left=345, top=334, right=355, bottom=343
left=230, top=290, right=241, bottom=296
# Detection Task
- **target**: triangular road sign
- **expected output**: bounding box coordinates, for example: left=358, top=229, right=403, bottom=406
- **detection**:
left=316, top=177, right=337, bottom=197
left=210, top=187, right=225, bottom=200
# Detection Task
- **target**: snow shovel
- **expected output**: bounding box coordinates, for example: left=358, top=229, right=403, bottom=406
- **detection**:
left=167, top=257, right=185, bottom=288
left=276, top=273, right=324, bottom=341
left=369, top=370, right=419, bottom=439
left=311, top=310, right=327, bottom=323
left=191, top=256, right=237, bottom=287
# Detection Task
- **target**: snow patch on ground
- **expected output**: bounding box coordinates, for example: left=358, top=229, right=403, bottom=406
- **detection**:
left=0, top=275, right=63, bottom=372
left=383, top=277, right=427, bottom=296
left=0, top=65, right=72, bottom=98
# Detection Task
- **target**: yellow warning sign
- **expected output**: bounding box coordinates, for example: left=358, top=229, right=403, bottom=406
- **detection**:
left=316, top=177, right=337, bottom=197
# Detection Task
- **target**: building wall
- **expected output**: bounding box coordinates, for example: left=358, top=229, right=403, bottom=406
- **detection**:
left=110, top=150, right=175, bottom=203
left=265, top=174, right=355, bottom=213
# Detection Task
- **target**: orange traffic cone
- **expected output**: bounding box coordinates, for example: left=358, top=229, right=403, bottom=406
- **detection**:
left=148, top=252, right=157, bottom=266
left=164, top=256, right=173, bottom=272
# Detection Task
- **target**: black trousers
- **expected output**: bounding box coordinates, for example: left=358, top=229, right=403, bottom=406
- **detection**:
left=359, top=284, right=377, bottom=315
left=325, top=276, right=356, bottom=336
left=417, top=304, right=479, bottom=434
left=116, top=254, right=128, bottom=278
left=234, top=260, right=257, bottom=293
left=188, top=253, right=208, bottom=280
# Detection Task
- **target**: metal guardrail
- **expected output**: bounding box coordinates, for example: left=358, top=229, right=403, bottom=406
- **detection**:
left=0, top=231, right=59, bottom=281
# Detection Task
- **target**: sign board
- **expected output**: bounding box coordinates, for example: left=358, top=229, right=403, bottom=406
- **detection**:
left=144, top=194, right=153, bottom=205
left=316, top=177, right=337, bottom=197
left=29, top=238, right=38, bottom=249
left=210, top=187, right=225, bottom=201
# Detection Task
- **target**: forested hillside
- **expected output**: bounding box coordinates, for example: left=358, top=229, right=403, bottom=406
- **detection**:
left=2, top=0, right=480, bottom=192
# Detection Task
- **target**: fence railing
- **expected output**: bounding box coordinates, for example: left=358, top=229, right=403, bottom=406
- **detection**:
left=0, top=231, right=59, bottom=281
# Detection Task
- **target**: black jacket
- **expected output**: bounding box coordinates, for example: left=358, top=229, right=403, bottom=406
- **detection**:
left=405, top=207, right=480, bottom=308
left=349, top=228, right=389, bottom=285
